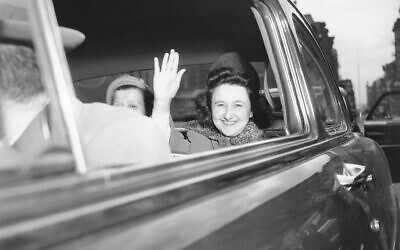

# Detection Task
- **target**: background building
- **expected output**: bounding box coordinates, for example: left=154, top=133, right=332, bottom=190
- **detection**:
left=367, top=9, right=400, bottom=109
left=394, top=14, right=400, bottom=82
left=304, top=15, right=340, bottom=83
left=305, top=14, right=357, bottom=116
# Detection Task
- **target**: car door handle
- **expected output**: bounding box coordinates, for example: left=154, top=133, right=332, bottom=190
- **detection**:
left=335, top=163, right=373, bottom=191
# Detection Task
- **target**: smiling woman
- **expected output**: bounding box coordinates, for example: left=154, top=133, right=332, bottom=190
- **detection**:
left=171, top=67, right=272, bottom=154
left=169, top=54, right=276, bottom=154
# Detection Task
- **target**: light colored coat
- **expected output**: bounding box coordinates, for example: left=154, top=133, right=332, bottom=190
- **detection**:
left=73, top=100, right=171, bottom=169
left=10, top=99, right=171, bottom=170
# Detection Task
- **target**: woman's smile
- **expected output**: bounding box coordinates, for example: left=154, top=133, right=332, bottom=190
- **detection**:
left=211, top=84, right=253, bottom=137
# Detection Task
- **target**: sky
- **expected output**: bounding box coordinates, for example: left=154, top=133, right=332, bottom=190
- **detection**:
left=295, top=0, right=400, bottom=108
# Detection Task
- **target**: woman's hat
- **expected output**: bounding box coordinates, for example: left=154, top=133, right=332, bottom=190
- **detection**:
left=208, top=52, right=260, bottom=93
left=105, top=75, right=152, bottom=104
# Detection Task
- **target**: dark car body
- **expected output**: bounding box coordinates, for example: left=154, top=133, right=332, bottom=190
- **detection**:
left=0, top=0, right=399, bottom=249
left=364, top=91, right=400, bottom=182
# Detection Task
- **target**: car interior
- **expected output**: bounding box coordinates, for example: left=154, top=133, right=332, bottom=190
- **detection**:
left=54, top=0, right=290, bottom=151
left=0, top=0, right=300, bottom=172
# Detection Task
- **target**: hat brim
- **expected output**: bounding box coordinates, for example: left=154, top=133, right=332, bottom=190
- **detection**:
left=0, top=19, right=85, bottom=50
left=106, top=76, right=152, bottom=104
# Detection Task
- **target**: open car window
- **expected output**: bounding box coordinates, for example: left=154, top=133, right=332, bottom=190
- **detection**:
left=370, top=92, right=400, bottom=120
left=66, top=0, right=303, bottom=160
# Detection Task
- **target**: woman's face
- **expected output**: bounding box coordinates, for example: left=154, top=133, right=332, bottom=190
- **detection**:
left=113, top=88, right=146, bottom=115
left=211, top=84, right=252, bottom=137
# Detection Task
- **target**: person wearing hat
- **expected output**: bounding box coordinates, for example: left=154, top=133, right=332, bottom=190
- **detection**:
left=105, top=49, right=186, bottom=142
left=170, top=52, right=275, bottom=154
left=106, top=75, right=154, bottom=116
left=0, top=3, right=172, bottom=169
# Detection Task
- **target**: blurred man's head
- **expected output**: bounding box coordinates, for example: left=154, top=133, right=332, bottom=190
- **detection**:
left=0, top=44, right=45, bottom=104
left=0, top=43, right=48, bottom=144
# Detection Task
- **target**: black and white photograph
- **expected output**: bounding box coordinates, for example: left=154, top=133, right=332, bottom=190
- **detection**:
left=1, top=0, right=400, bottom=249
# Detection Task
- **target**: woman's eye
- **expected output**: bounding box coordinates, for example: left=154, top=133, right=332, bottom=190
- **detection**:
left=235, top=103, right=243, bottom=108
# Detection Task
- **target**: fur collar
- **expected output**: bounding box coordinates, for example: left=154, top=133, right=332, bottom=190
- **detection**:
left=183, top=120, right=264, bottom=148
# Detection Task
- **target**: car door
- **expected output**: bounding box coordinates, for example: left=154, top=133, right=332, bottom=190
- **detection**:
left=365, top=91, right=400, bottom=182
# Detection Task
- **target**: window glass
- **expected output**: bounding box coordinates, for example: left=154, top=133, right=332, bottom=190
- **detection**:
left=293, top=16, right=342, bottom=131
left=301, top=47, right=337, bottom=124
left=372, top=93, right=400, bottom=120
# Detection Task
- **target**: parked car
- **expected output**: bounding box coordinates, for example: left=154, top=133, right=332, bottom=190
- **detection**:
left=364, top=91, right=400, bottom=182
left=0, top=0, right=399, bottom=249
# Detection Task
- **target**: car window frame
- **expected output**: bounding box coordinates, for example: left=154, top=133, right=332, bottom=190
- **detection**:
left=290, top=13, right=349, bottom=137
left=0, top=1, right=362, bottom=248
left=0, top=0, right=347, bottom=175
left=29, top=0, right=87, bottom=173
left=0, top=0, right=328, bottom=179
left=0, top=0, right=87, bottom=174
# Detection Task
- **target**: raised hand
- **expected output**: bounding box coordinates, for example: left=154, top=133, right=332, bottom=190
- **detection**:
left=152, top=49, right=186, bottom=141
left=153, top=49, right=186, bottom=102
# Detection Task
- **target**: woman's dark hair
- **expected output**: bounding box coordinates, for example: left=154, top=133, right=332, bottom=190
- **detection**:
left=195, top=67, right=272, bottom=128
left=114, top=85, right=154, bottom=116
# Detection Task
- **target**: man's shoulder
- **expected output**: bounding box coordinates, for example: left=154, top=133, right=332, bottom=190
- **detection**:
left=75, top=101, right=171, bottom=169
left=78, top=101, right=154, bottom=129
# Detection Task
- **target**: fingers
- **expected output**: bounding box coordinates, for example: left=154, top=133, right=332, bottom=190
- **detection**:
left=158, top=49, right=182, bottom=76
left=176, top=69, right=186, bottom=85
left=154, top=57, right=160, bottom=75
left=167, top=49, right=175, bottom=71
left=161, top=52, right=169, bottom=72
left=172, top=51, right=179, bottom=73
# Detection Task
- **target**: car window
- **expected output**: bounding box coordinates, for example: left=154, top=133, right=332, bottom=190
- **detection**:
left=371, top=93, right=400, bottom=120
left=1, top=0, right=312, bottom=174
left=292, top=15, right=345, bottom=134
left=68, top=3, right=294, bottom=157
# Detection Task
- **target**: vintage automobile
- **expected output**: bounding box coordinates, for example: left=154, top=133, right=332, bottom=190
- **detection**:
left=0, top=0, right=399, bottom=249
left=364, top=91, right=400, bottom=182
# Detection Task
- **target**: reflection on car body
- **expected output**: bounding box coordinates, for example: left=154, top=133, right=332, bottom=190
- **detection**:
left=0, top=0, right=399, bottom=249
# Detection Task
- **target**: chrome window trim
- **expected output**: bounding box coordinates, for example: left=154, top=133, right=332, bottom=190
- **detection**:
left=253, top=0, right=317, bottom=139
left=28, top=0, right=87, bottom=174
left=254, top=2, right=304, bottom=134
